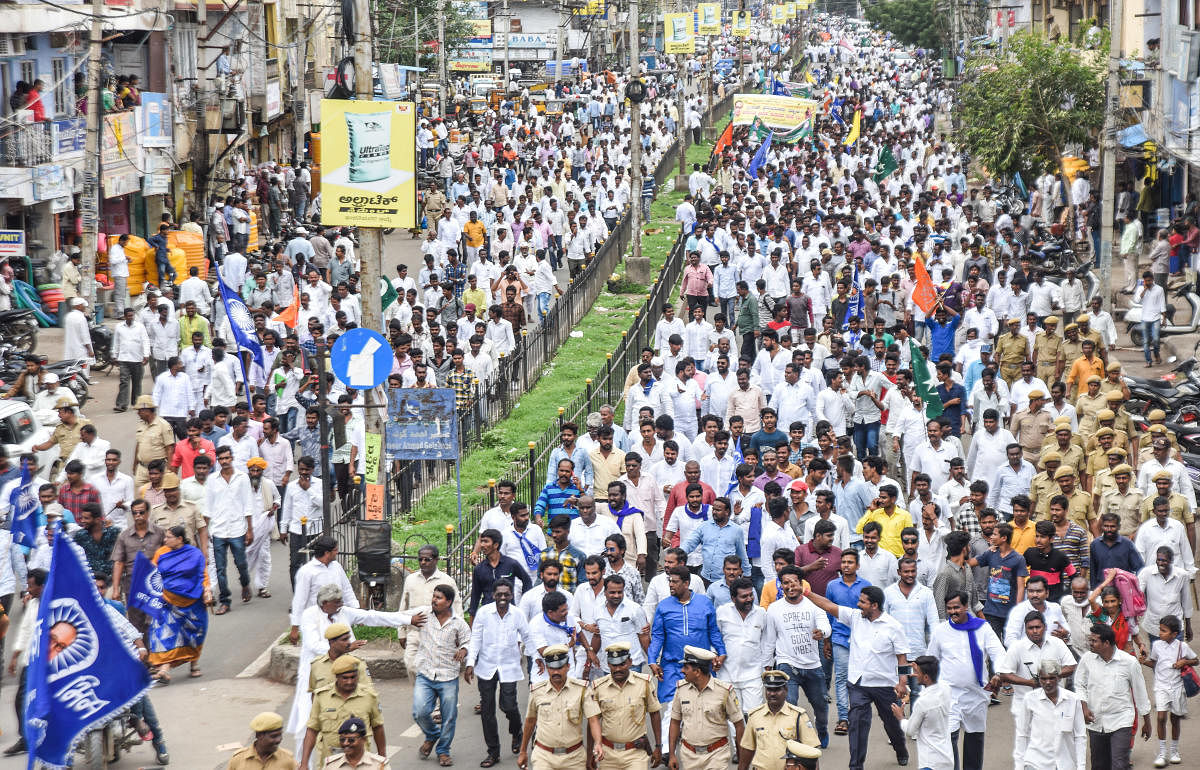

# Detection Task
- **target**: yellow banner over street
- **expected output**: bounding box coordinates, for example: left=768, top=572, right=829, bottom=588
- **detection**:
left=731, top=11, right=752, bottom=36
left=698, top=3, right=721, bottom=34
left=319, top=99, right=417, bottom=229
left=664, top=12, right=696, bottom=53
left=771, top=4, right=786, bottom=24
left=730, top=94, right=820, bottom=130
left=785, top=1, right=796, bottom=17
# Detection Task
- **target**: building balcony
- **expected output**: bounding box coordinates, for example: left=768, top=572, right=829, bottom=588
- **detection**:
left=0, top=123, right=52, bottom=168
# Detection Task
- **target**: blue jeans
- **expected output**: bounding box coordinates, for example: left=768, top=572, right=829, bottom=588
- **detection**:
left=211, top=535, right=250, bottom=606
left=156, top=256, right=177, bottom=284
left=1142, top=319, right=1161, bottom=363
left=537, top=292, right=551, bottom=321
left=778, top=663, right=829, bottom=745
left=413, top=674, right=459, bottom=756
left=851, top=421, right=879, bottom=459
left=833, top=643, right=850, bottom=721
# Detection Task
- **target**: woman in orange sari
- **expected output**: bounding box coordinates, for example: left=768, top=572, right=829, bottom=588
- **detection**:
left=147, top=525, right=211, bottom=683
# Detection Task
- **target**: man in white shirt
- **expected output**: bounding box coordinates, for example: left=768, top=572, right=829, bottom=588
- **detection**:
left=1015, top=659, right=1087, bottom=770
left=1075, top=621, right=1152, bottom=767
left=894, top=656, right=954, bottom=770
left=996, top=608, right=1077, bottom=770
left=567, top=496, right=619, bottom=557
left=152, top=357, right=197, bottom=436
left=1133, top=271, right=1167, bottom=366
left=1134, top=497, right=1196, bottom=577
left=763, top=567, right=832, bottom=743
left=113, top=306, right=149, bottom=412
left=206, top=445, right=253, bottom=612
left=715, top=576, right=771, bottom=712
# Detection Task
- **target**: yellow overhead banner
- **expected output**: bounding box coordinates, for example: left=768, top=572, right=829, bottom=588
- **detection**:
left=771, top=4, right=786, bottom=24
left=730, top=94, right=820, bottom=130
left=664, top=13, right=696, bottom=54
left=318, top=99, right=418, bottom=229
left=698, top=3, right=721, bottom=34
left=732, top=11, right=752, bottom=36
left=581, top=0, right=605, bottom=15
left=786, top=1, right=796, bottom=17
left=797, top=0, right=812, bottom=8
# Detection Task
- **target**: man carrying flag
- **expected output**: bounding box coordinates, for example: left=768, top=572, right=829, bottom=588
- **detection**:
left=874, top=146, right=899, bottom=183
left=218, top=277, right=265, bottom=390
left=908, top=340, right=945, bottom=421
left=748, top=131, right=774, bottom=180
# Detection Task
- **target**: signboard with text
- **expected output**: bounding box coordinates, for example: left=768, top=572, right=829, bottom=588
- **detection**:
left=386, top=389, right=459, bottom=460
left=317, top=99, right=417, bottom=228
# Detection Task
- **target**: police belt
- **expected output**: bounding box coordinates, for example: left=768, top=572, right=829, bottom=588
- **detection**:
left=601, top=737, right=648, bottom=751
left=681, top=738, right=728, bottom=754
left=535, top=741, right=583, bottom=755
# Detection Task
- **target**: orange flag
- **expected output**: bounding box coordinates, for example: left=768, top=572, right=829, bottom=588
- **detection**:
left=911, top=256, right=938, bottom=314
left=713, top=122, right=734, bottom=156
left=273, top=285, right=299, bottom=329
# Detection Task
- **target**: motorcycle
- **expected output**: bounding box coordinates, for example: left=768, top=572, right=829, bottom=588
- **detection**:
left=90, top=324, right=114, bottom=374
left=0, top=308, right=38, bottom=354
left=1122, top=358, right=1200, bottom=413
left=1124, top=283, right=1200, bottom=354
left=77, top=710, right=148, bottom=770
left=1028, top=224, right=1084, bottom=275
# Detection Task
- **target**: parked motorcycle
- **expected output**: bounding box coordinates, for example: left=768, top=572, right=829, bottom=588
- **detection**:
left=0, top=308, right=38, bottom=354
left=1124, top=283, right=1200, bottom=351
left=90, top=324, right=114, bottom=374
left=1123, top=358, right=1200, bottom=412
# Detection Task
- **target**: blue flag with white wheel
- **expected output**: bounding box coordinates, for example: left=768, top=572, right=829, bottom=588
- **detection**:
left=218, top=278, right=264, bottom=369
left=9, top=459, right=40, bottom=549
left=128, top=551, right=167, bottom=622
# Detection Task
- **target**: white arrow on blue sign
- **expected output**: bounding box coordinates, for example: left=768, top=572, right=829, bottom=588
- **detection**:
left=329, top=327, right=394, bottom=390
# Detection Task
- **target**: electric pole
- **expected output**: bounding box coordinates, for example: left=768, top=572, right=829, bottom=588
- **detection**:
left=502, top=0, right=511, bottom=83
left=351, top=0, right=386, bottom=505
left=437, top=0, right=447, bottom=117
left=80, top=0, right=104, bottom=311
left=629, top=0, right=642, bottom=260
left=1098, top=0, right=1122, bottom=310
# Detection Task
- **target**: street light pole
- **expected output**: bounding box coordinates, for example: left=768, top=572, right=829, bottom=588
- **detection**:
left=629, top=0, right=643, bottom=260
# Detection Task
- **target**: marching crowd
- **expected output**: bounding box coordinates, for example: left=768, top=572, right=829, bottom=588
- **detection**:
left=6, top=10, right=1194, bottom=770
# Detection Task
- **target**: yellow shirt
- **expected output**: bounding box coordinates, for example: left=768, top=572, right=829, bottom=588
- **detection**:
left=463, top=219, right=487, bottom=248
left=855, top=507, right=914, bottom=557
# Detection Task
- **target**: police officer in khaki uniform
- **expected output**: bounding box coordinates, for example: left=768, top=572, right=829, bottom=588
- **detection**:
left=1099, top=464, right=1143, bottom=536
left=1090, top=447, right=1128, bottom=503
left=1086, top=410, right=1130, bottom=457
left=1030, top=450, right=1063, bottom=519
left=300, top=656, right=385, bottom=769
left=1032, top=316, right=1062, bottom=384
left=310, top=623, right=373, bottom=696
left=1040, top=422, right=1086, bottom=475
left=1100, top=362, right=1131, bottom=400
left=1140, top=471, right=1197, bottom=536
left=150, top=472, right=208, bottom=550
left=995, top=318, right=1027, bottom=385
left=1074, top=375, right=1107, bottom=432
left=668, top=646, right=744, bottom=770
left=586, top=642, right=663, bottom=770
left=1075, top=314, right=1107, bottom=362
left=1010, top=390, right=1054, bottom=464
left=1057, top=324, right=1084, bottom=382
left=519, top=645, right=599, bottom=770
left=226, top=712, right=294, bottom=769
left=1139, top=418, right=1180, bottom=456
left=133, top=395, right=176, bottom=486
left=1053, top=467, right=1095, bottom=534
left=738, top=671, right=818, bottom=770
left=323, top=717, right=390, bottom=769
left=1085, top=428, right=1119, bottom=480
left=1104, top=390, right=1138, bottom=453
left=782, top=740, right=821, bottom=770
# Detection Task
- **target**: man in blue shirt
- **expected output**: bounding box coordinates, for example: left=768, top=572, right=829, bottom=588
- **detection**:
left=924, top=305, right=960, bottom=361
left=1088, top=512, right=1145, bottom=587
left=935, top=363, right=968, bottom=437
left=681, top=497, right=750, bottom=583
left=147, top=223, right=176, bottom=284
left=825, top=550, right=870, bottom=734
left=533, top=459, right=583, bottom=525
left=546, top=422, right=593, bottom=492
left=647, top=565, right=726, bottom=743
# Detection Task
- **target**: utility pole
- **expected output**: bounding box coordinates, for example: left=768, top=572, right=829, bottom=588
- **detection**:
left=1098, top=0, right=1122, bottom=310
left=437, top=0, right=447, bottom=117
left=629, top=0, right=643, bottom=260
left=79, top=0, right=104, bottom=311
left=413, top=7, right=420, bottom=100
left=676, top=52, right=687, bottom=187
left=502, top=0, right=511, bottom=84
left=351, top=0, right=386, bottom=517
left=555, top=3, right=566, bottom=86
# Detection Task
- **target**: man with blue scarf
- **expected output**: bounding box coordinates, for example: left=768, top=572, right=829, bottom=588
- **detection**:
left=925, top=592, right=1005, bottom=770
left=647, top=565, right=725, bottom=751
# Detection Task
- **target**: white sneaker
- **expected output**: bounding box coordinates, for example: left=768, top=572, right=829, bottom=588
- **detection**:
left=1170, top=750, right=1182, bottom=764
left=1155, top=750, right=1168, bottom=768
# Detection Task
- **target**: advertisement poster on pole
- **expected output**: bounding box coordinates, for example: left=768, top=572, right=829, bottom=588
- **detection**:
left=318, top=99, right=418, bottom=229
left=664, top=13, right=696, bottom=54
left=730, top=94, right=819, bottom=130
left=785, top=1, right=796, bottom=18
left=732, top=11, right=752, bottom=36
left=697, top=3, right=721, bottom=34
left=771, top=4, right=786, bottom=24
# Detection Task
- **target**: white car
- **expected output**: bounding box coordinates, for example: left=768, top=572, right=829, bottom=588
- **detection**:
left=0, top=399, right=59, bottom=472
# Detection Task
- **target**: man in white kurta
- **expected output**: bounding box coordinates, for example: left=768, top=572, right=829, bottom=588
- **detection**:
left=924, top=594, right=1006, bottom=770
left=995, top=611, right=1077, bottom=770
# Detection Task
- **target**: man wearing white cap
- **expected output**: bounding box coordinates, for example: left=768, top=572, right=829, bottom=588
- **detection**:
left=63, top=296, right=93, bottom=364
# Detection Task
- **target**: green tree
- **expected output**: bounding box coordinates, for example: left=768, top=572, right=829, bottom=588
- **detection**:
left=373, top=0, right=477, bottom=71
left=863, top=0, right=941, bottom=51
left=957, top=32, right=1104, bottom=226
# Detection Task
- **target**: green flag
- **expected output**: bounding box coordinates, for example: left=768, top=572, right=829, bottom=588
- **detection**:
left=909, top=340, right=944, bottom=420
left=381, top=277, right=397, bottom=311
left=873, top=145, right=899, bottom=183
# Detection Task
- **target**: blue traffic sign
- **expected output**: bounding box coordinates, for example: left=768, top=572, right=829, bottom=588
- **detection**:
left=329, top=328, right=393, bottom=390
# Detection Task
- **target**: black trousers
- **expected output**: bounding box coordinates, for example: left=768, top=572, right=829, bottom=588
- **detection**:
left=478, top=673, right=521, bottom=759
left=847, top=682, right=907, bottom=770
left=950, top=728, right=985, bottom=770
left=643, top=532, right=660, bottom=583
left=1088, top=727, right=1132, bottom=770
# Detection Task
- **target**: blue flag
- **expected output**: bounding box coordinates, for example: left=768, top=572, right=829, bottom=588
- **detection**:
left=9, top=459, right=40, bottom=549
left=771, top=78, right=790, bottom=96
left=218, top=278, right=265, bottom=370
left=747, top=131, right=773, bottom=179
left=1013, top=172, right=1029, bottom=199
left=128, top=551, right=167, bottom=622
left=830, top=108, right=847, bottom=128
left=24, top=535, right=152, bottom=769
left=842, top=265, right=863, bottom=330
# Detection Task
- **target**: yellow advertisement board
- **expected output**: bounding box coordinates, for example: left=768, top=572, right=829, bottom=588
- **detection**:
left=698, top=3, right=721, bottom=34
left=581, top=0, right=605, bottom=15
left=771, top=4, right=786, bottom=24
left=664, top=13, right=696, bottom=54
left=318, top=99, right=417, bottom=229
left=785, top=1, right=796, bottom=17
left=732, top=11, right=751, bottom=36
left=730, top=94, right=820, bottom=130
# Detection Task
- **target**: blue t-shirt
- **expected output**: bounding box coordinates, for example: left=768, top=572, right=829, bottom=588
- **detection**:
left=924, top=314, right=961, bottom=360
left=826, top=575, right=870, bottom=647
left=936, top=382, right=968, bottom=436
left=975, top=548, right=1028, bottom=618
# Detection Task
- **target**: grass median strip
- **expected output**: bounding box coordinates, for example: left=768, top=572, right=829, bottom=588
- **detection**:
left=396, top=141, right=716, bottom=546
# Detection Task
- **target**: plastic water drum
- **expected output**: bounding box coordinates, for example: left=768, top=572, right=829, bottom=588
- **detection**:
left=167, top=230, right=207, bottom=279
left=108, top=235, right=152, bottom=296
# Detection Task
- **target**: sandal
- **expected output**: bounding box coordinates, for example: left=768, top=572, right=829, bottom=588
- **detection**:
left=154, top=666, right=171, bottom=685
left=257, top=589, right=271, bottom=599
left=834, top=720, right=848, bottom=735
left=420, top=741, right=435, bottom=760
left=242, top=586, right=252, bottom=603
left=480, top=757, right=499, bottom=768
left=440, top=756, right=454, bottom=767
left=214, top=604, right=230, bottom=616
left=189, top=664, right=202, bottom=678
